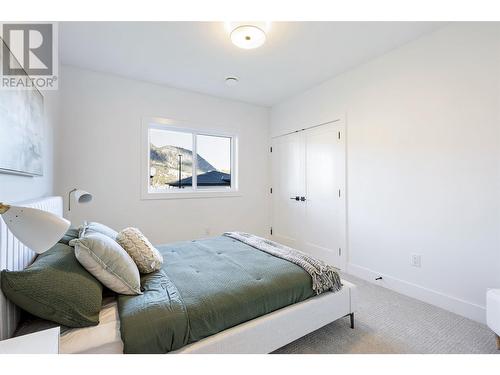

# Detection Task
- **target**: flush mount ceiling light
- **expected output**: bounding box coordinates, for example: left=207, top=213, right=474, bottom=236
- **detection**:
left=226, top=22, right=270, bottom=49
left=225, top=77, right=239, bottom=86
left=231, top=25, right=266, bottom=49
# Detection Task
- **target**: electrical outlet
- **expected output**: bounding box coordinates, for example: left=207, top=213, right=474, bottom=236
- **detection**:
left=411, top=253, right=422, bottom=268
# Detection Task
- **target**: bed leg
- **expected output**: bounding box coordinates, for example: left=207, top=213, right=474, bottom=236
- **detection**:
left=496, top=334, right=500, bottom=350
left=349, top=313, right=354, bottom=329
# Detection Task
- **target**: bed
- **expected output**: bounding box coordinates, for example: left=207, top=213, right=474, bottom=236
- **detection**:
left=0, top=196, right=357, bottom=354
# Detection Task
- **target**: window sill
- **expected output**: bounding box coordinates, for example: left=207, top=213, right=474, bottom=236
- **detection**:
left=141, top=190, right=242, bottom=200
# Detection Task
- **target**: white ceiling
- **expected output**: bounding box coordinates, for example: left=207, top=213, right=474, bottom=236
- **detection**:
left=60, top=22, right=444, bottom=106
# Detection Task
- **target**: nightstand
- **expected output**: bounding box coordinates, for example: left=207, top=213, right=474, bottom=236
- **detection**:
left=0, top=327, right=60, bottom=354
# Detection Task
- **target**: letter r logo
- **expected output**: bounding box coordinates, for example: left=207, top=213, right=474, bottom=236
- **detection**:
left=2, top=23, right=53, bottom=76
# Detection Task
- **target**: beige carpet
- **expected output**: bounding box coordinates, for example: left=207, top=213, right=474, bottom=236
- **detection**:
left=274, top=274, right=498, bottom=354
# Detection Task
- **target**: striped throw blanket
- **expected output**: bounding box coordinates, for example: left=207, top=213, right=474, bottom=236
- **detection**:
left=223, top=232, right=342, bottom=295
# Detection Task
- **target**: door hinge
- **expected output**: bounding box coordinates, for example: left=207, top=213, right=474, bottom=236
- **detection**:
left=270, top=187, right=273, bottom=194
left=270, top=227, right=273, bottom=235
left=270, top=146, right=273, bottom=153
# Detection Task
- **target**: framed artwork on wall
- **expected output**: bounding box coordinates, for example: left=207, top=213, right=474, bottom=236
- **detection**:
left=0, top=37, right=44, bottom=176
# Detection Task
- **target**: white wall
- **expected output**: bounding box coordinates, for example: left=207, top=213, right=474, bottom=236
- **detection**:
left=56, top=66, right=270, bottom=244
left=271, top=23, right=500, bottom=323
left=0, top=91, right=58, bottom=203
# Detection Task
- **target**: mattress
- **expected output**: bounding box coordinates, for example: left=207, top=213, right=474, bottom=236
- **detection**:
left=58, top=281, right=354, bottom=354
left=59, top=297, right=123, bottom=354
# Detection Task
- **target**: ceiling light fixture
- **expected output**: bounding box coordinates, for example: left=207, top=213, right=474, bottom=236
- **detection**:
left=226, top=22, right=270, bottom=50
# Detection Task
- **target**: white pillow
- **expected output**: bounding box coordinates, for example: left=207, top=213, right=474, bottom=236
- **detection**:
left=79, top=221, right=118, bottom=240
left=72, top=232, right=142, bottom=295
left=116, top=227, right=163, bottom=274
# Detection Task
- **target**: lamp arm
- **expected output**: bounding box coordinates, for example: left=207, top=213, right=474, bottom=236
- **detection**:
left=68, top=188, right=77, bottom=211
left=0, top=203, right=10, bottom=215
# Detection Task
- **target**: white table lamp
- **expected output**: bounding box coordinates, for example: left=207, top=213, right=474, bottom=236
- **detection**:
left=0, top=203, right=70, bottom=254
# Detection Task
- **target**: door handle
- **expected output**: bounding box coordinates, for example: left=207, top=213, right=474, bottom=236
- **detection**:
left=289, top=196, right=300, bottom=201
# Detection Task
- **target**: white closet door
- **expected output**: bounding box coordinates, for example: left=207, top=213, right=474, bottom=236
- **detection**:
left=303, top=123, right=346, bottom=269
left=271, top=132, right=306, bottom=249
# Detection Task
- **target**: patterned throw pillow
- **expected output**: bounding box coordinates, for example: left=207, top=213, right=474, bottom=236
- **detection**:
left=116, top=227, right=163, bottom=274
left=0, top=243, right=103, bottom=327
left=58, top=227, right=80, bottom=246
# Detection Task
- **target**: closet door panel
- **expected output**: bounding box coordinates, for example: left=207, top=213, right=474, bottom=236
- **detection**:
left=304, top=124, right=346, bottom=269
left=271, top=132, right=306, bottom=249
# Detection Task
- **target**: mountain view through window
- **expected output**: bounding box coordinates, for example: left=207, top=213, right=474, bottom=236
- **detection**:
left=149, top=128, right=232, bottom=190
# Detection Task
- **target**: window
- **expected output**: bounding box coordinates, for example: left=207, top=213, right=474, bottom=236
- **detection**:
left=149, top=128, right=194, bottom=189
left=142, top=118, right=238, bottom=199
left=195, top=134, right=232, bottom=189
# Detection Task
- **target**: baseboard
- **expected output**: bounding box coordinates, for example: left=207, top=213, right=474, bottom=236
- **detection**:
left=346, top=263, right=486, bottom=324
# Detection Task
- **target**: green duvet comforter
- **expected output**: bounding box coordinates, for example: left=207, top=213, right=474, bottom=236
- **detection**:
left=117, top=236, right=316, bottom=353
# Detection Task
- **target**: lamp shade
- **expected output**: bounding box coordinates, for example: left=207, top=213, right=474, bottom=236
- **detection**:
left=1, top=205, right=70, bottom=254
left=74, top=190, right=93, bottom=204
left=68, top=189, right=93, bottom=211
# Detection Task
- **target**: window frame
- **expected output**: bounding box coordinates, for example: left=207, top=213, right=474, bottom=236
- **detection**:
left=141, top=117, right=240, bottom=200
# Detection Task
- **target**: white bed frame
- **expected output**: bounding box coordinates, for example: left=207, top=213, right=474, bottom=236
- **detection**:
left=174, top=280, right=356, bottom=354
left=0, top=196, right=357, bottom=353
